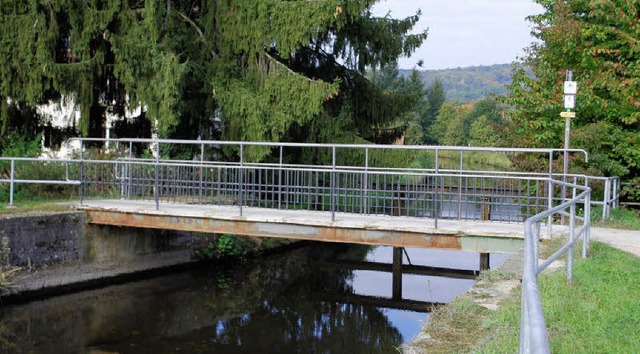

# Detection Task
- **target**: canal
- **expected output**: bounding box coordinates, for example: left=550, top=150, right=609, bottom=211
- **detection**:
left=0, top=242, right=508, bottom=353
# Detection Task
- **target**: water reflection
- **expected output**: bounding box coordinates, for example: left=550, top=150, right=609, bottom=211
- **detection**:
left=0, top=244, right=508, bottom=353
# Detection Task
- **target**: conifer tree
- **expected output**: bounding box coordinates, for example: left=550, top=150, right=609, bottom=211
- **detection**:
left=0, top=1, right=427, bottom=161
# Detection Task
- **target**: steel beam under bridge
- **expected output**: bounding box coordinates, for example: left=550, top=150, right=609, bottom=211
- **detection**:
left=79, top=200, right=526, bottom=253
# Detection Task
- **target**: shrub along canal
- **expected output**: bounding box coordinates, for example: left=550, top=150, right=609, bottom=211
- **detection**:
left=0, top=242, right=508, bottom=353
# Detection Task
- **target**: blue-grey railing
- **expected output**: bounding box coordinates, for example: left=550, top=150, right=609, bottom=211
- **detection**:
left=520, top=179, right=591, bottom=353
left=1, top=139, right=618, bottom=221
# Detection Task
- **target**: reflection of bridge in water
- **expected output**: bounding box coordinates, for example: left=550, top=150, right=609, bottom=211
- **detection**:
left=316, top=247, right=486, bottom=312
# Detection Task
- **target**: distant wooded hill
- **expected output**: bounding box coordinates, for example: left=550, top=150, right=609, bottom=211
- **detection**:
left=401, top=64, right=514, bottom=102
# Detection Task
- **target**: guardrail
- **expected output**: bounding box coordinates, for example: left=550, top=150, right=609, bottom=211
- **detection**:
left=0, top=157, right=81, bottom=205
left=1, top=139, right=619, bottom=222
left=519, top=179, right=591, bottom=353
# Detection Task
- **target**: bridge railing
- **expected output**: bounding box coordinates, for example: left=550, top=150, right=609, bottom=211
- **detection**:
left=71, top=156, right=553, bottom=224
left=0, top=157, right=81, bottom=205
left=0, top=139, right=619, bottom=220
left=519, top=179, right=591, bottom=354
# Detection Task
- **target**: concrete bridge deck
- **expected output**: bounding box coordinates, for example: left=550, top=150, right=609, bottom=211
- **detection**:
left=76, top=199, right=540, bottom=254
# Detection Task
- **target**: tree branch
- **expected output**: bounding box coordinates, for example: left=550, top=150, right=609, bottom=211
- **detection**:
left=178, top=13, right=218, bottom=59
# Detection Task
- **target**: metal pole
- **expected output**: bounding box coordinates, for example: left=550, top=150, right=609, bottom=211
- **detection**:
left=199, top=143, right=204, bottom=204
left=458, top=150, right=463, bottom=220
left=547, top=152, right=553, bottom=238
left=331, top=146, right=336, bottom=222
left=278, top=146, right=283, bottom=209
left=568, top=201, right=575, bottom=284
left=239, top=144, right=244, bottom=216
left=154, top=142, right=160, bottom=210
left=128, top=141, right=133, bottom=200
left=562, top=69, right=573, bottom=219
left=79, top=142, right=84, bottom=205
left=434, top=148, right=439, bottom=229
left=9, top=159, right=15, bottom=206
left=364, top=148, right=369, bottom=214
left=603, top=178, right=611, bottom=220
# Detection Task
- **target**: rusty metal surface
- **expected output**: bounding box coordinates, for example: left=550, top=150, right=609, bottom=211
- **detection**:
left=86, top=209, right=464, bottom=250
left=84, top=206, right=523, bottom=253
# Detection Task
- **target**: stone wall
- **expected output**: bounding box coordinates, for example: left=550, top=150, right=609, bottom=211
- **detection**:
left=0, top=211, right=196, bottom=299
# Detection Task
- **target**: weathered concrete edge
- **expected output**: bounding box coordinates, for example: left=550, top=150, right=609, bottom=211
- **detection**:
left=0, top=210, right=197, bottom=303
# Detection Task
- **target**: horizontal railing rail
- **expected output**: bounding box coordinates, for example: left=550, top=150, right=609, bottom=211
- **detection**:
left=78, top=157, right=553, bottom=224
left=0, top=139, right=618, bottom=221
left=519, top=179, right=591, bottom=353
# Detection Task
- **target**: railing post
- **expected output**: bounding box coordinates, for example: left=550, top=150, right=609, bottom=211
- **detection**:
left=547, top=152, right=553, bottom=238
left=331, top=146, right=336, bottom=222
left=154, top=141, right=160, bottom=211
left=434, top=148, right=439, bottom=228
left=79, top=142, right=84, bottom=205
left=9, top=159, right=15, bottom=206
left=199, top=142, right=204, bottom=204
left=458, top=150, right=463, bottom=220
left=239, top=144, right=244, bottom=216
left=278, top=145, right=283, bottom=210
left=363, top=147, right=369, bottom=215
left=127, top=141, right=133, bottom=200
left=584, top=191, right=591, bottom=258
left=603, top=178, right=611, bottom=219
left=568, top=201, right=576, bottom=284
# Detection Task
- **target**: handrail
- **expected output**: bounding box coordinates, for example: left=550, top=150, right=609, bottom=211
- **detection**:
left=519, top=179, right=591, bottom=353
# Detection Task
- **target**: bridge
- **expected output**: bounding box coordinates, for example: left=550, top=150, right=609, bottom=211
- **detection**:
left=0, top=138, right=622, bottom=353
left=1, top=138, right=619, bottom=253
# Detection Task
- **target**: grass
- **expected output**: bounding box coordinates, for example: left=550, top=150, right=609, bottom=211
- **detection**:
left=418, top=296, right=492, bottom=353
left=592, top=206, right=640, bottom=230
left=436, top=150, right=514, bottom=171
left=477, top=242, right=640, bottom=353
left=413, top=237, right=640, bottom=353
left=0, top=200, right=74, bottom=215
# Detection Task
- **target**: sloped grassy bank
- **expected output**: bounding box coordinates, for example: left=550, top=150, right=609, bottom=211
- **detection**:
left=408, top=241, right=640, bottom=353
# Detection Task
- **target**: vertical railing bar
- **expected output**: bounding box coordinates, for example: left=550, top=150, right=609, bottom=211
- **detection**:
left=568, top=200, right=576, bottom=284
left=239, top=144, right=244, bottom=216
left=154, top=141, right=160, bottom=210
left=9, top=159, right=15, bottom=206
left=434, top=148, right=439, bottom=228
left=331, top=146, right=336, bottom=222
left=458, top=150, right=463, bottom=220
left=547, top=152, right=553, bottom=238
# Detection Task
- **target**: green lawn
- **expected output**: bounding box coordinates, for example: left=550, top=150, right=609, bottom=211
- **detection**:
left=477, top=242, right=640, bottom=353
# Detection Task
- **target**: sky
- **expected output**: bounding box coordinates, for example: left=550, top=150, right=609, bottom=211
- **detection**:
left=371, top=0, right=544, bottom=70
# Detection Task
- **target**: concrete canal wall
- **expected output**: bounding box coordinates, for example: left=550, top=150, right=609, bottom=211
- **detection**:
left=0, top=211, right=196, bottom=301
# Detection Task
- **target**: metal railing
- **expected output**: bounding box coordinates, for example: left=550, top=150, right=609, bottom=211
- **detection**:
left=519, top=179, right=591, bottom=353
left=0, top=157, right=81, bottom=205
left=1, top=139, right=619, bottom=222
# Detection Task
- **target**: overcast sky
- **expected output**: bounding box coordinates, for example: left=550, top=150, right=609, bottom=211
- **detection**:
left=371, top=0, right=544, bottom=70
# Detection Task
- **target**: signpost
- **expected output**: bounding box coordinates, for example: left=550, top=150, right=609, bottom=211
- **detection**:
left=562, top=70, right=577, bottom=208
left=562, top=70, right=576, bottom=179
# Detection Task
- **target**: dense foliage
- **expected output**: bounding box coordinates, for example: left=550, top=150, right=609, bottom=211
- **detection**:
left=408, top=64, right=514, bottom=102
left=431, top=98, right=510, bottom=147
left=506, top=0, right=640, bottom=199
left=0, top=0, right=427, bottom=161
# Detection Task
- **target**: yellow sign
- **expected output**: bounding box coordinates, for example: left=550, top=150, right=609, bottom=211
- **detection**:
left=560, top=111, right=576, bottom=118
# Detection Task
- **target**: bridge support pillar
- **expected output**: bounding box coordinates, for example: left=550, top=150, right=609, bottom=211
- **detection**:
left=480, top=252, right=490, bottom=271
left=392, top=247, right=403, bottom=300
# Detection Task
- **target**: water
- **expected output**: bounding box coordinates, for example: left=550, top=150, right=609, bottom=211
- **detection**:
left=0, top=243, right=509, bottom=353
